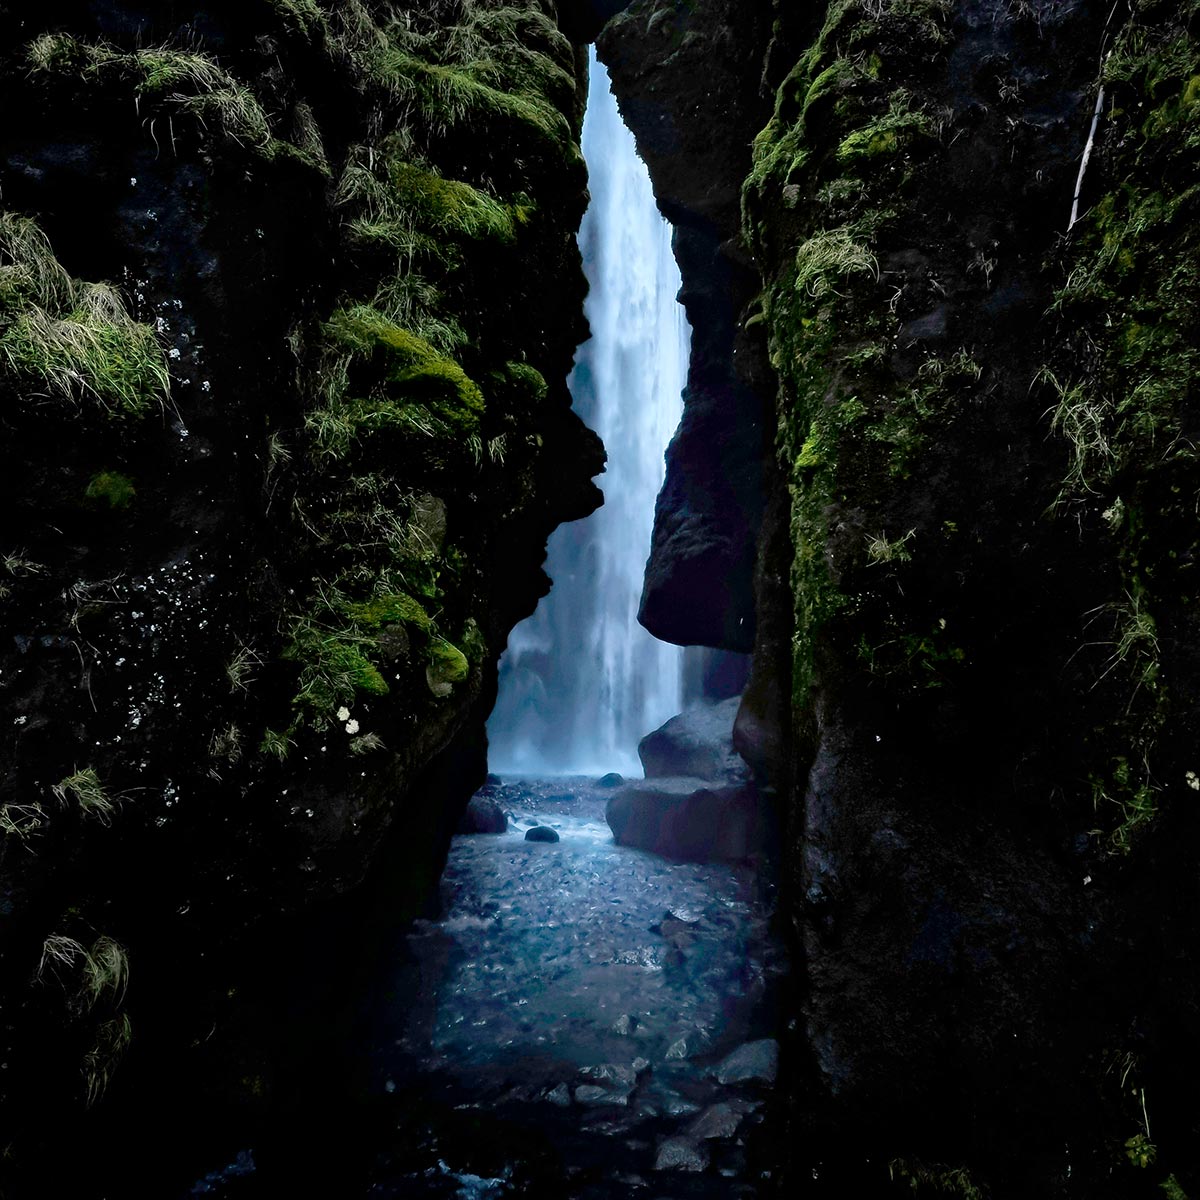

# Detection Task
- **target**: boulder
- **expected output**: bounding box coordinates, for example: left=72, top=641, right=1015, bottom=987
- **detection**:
left=524, top=825, right=560, bottom=843
left=605, top=778, right=762, bottom=861
left=637, top=696, right=748, bottom=784
left=456, top=794, right=507, bottom=834
left=597, top=771, right=625, bottom=788
left=713, top=1039, right=778, bottom=1086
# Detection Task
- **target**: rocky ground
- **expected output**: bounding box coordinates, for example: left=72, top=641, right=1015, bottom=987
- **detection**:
left=185, top=776, right=785, bottom=1197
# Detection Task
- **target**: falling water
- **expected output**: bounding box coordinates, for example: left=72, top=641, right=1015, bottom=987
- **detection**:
left=487, top=49, right=689, bottom=777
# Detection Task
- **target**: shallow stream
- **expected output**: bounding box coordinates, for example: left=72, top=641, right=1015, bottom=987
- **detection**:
left=189, top=777, right=784, bottom=1198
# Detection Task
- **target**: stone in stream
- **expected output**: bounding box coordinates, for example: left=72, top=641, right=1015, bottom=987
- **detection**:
left=654, top=1135, right=710, bottom=1172
left=713, top=1038, right=779, bottom=1085
left=612, top=1013, right=638, bottom=1035
left=524, top=825, right=560, bottom=843
left=574, top=1083, right=631, bottom=1107
left=687, top=1102, right=743, bottom=1140
left=665, top=1030, right=710, bottom=1060
left=545, top=1083, right=572, bottom=1107
left=605, top=777, right=762, bottom=861
left=579, top=1061, right=649, bottom=1089
left=597, top=771, right=625, bottom=787
left=638, top=696, right=749, bottom=784
left=456, top=794, right=507, bottom=834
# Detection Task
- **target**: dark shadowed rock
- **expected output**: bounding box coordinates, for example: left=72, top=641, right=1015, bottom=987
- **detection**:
left=597, top=771, right=625, bottom=788
left=687, top=1102, right=743, bottom=1141
left=638, top=696, right=747, bottom=783
left=654, top=1135, right=709, bottom=1172
left=575, top=1082, right=631, bottom=1107
left=456, top=794, right=507, bottom=835
left=600, top=2, right=778, bottom=655
left=524, top=825, right=561, bottom=843
left=606, top=778, right=761, bottom=861
left=713, top=1039, right=778, bottom=1086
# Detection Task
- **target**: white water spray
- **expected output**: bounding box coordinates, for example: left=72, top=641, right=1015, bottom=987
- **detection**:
left=487, top=49, right=689, bottom=777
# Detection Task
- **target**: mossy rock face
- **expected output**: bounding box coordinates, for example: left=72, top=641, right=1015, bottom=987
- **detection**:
left=425, top=637, right=469, bottom=698
left=735, top=0, right=1200, bottom=1187
left=0, top=1, right=599, bottom=1186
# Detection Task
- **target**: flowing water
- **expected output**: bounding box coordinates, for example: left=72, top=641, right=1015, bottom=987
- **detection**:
left=486, top=49, right=689, bottom=777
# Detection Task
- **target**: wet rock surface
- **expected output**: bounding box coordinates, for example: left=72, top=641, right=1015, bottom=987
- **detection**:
left=458, top=795, right=509, bottom=835
left=638, top=697, right=749, bottom=785
left=605, top=778, right=764, bottom=862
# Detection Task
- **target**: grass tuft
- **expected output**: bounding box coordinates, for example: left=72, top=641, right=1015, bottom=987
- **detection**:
left=52, top=768, right=116, bottom=825
left=0, top=214, right=169, bottom=416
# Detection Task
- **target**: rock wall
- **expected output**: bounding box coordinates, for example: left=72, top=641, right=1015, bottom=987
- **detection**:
left=599, top=0, right=776, bottom=653
left=607, top=0, right=1200, bottom=1194
left=0, top=2, right=600, bottom=1192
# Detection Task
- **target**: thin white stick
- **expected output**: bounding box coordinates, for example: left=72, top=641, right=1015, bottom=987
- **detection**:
left=1069, top=82, right=1105, bottom=232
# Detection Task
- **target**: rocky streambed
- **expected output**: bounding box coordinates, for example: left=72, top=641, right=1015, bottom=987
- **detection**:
left=187, top=777, right=784, bottom=1197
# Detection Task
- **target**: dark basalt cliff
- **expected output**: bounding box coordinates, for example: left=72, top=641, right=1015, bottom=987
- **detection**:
left=3, top=0, right=1200, bottom=1197
left=605, top=0, right=1200, bottom=1195
left=0, top=1, right=600, bottom=1191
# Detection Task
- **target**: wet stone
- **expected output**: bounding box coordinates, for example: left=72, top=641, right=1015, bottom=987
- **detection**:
left=597, top=772, right=625, bottom=787
left=458, top=794, right=507, bottom=834
left=525, top=825, right=560, bottom=843
left=546, top=1083, right=572, bottom=1107
left=575, top=1083, right=631, bottom=1107
left=654, top=1136, right=710, bottom=1172
left=580, top=1063, right=641, bottom=1088
left=713, top=1039, right=779, bottom=1085
left=612, top=1013, right=638, bottom=1035
left=687, top=1102, right=743, bottom=1140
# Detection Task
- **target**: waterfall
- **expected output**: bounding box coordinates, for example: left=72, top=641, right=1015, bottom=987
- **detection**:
left=487, top=49, right=689, bottom=777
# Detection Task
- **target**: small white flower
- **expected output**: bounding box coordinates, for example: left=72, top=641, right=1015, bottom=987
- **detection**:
left=336, top=706, right=350, bottom=722
left=345, top=719, right=360, bottom=735
left=1186, top=770, right=1199, bottom=791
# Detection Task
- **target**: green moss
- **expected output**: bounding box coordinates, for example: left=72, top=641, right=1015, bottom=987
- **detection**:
left=285, top=621, right=390, bottom=715
left=342, top=591, right=431, bottom=631
left=743, top=0, right=957, bottom=715
left=371, top=50, right=569, bottom=150
left=426, top=636, right=469, bottom=697
left=836, top=96, right=932, bottom=165
left=460, top=618, right=487, bottom=664
left=310, top=305, right=485, bottom=458
left=84, top=471, right=136, bottom=510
